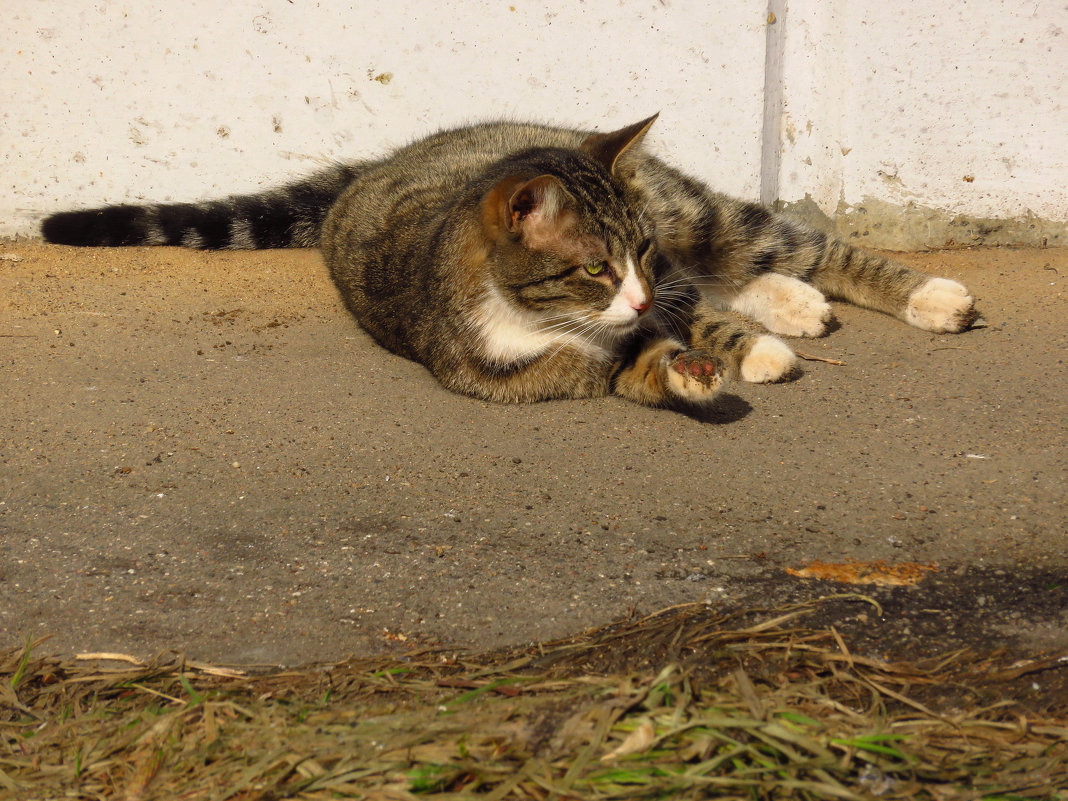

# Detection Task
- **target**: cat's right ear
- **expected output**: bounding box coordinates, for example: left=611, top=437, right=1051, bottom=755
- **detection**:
left=581, top=113, right=659, bottom=175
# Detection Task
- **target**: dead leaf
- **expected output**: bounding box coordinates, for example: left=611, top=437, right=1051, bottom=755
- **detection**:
left=785, top=560, right=938, bottom=587
left=601, top=718, right=655, bottom=760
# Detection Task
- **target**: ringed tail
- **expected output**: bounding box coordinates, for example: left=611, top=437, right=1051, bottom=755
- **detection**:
left=40, top=164, right=361, bottom=250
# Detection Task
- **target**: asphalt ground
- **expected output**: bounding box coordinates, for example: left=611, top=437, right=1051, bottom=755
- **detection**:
left=2, top=241, right=1065, bottom=666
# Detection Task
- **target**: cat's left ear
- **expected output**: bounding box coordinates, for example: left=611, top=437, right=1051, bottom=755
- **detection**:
left=505, top=174, right=566, bottom=235
left=581, top=113, right=659, bottom=175
left=481, top=173, right=573, bottom=249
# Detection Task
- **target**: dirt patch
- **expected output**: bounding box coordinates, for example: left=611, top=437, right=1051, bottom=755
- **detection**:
left=523, top=568, right=1068, bottom=715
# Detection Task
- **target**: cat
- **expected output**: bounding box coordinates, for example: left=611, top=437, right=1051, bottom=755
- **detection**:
left=41, top=114, right=978, bottom=407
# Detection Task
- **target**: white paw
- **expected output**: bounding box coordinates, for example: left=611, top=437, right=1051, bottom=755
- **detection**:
left=905, top=277, right=977, bottom=333
left=729, top=273, right=834, bottom=337
left=666, top=349, right=724, bottom=402
left=740, top=335, right=797, bottom=383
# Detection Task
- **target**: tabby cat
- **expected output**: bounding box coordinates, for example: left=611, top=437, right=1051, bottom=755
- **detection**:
left=41, top=115, right=978, bottom=407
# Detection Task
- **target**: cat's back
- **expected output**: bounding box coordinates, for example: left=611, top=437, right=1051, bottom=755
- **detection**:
left=321, top=121, right=587, bottom=360
left=323, top=121, right=588, bottom=256
left=390, top=120, right=586, bottom=178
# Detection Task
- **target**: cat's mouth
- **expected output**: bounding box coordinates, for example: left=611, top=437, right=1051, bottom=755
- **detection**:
left=593, top=311, right=647, bottom=341
left=597, top=300, right=655, bottom=332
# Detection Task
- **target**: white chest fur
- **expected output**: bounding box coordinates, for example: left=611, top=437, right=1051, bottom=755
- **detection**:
left=472, top=287, right=606, bottom=365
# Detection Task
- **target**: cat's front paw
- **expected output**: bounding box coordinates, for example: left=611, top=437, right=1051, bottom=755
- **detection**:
left=740, top=335, right=797, bottom=383
left=667, top=348, right=724, bottom=401
left=905, top=277, right=978, bottom=333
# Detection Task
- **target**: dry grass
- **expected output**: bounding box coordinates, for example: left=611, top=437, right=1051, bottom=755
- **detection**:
left=3, top=599, right=1066, bottom=800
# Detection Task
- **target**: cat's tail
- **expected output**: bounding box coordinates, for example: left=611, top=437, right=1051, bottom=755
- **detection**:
left=40, top=163, right=362, bottom=249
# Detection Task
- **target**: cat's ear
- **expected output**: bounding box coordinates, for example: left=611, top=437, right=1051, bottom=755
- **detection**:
left=482, top=174, right=571, bottom=249
left=506, top=174, right=565, bottom=234
left=581, top=113, right=659, bottom=175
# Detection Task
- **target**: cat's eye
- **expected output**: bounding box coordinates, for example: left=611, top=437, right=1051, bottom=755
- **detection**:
left=637, top=238, right=654, bottom=260
left=584, top=262, right=608, bottom=276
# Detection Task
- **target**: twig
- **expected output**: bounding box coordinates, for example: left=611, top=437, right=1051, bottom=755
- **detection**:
left=795, top=351, right=845, bottom=365
left=76, top=651, right=246, bottom=677
left=76, top=652, right=144, bottom=665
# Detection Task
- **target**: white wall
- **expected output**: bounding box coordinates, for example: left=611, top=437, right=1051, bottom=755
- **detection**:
left=4, top=0, right=1067, bottom=248
left=773, top=0, right=1068, bottom=246
left=4, top=0, right=766, bottom=237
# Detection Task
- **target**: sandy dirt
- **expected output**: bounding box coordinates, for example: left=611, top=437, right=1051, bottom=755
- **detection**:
left=1, top=241, right=1066, bottom=667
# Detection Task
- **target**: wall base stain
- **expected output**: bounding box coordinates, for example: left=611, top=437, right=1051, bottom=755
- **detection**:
left=778, top=195, right=1068, bottom=251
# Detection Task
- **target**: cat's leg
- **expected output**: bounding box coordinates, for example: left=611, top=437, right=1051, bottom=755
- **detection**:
left=612, top=337, right=725, bottom=406
left=685, top=302, right=798, bottom=383
left=803, top=238, right=978, bottom=333
left=636, top=160, right=977, bottom=333
left=707, top=206, right=978, bottom=334
left=728, top=273, right=835, bottom=337
left=720, top=207, right=978, bottom=333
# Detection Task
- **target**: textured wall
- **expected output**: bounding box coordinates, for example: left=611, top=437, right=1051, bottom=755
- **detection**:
left=3, top=0, right=766, bottom=237
left=4, top=1, right=1067, bottom=248
left=773, top=0, right=1068, bottom=248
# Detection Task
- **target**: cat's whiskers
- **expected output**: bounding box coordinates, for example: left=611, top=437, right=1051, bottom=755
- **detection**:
left=537, top=311, right=606, bottom=340
left=536, top=307, right=586, bottom=322
left=647, top=299, right=691, bottom=343
left=650, top=286, right=690, bottom=300
left=526, top=315, right=596, bottom=354
left=537, top=318, right=603, bottom=362
left=655, top=272, right=745, bottom=293
left=542, top=315, right=622, bottom=363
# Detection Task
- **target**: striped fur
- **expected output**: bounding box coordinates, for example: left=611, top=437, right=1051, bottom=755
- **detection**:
left=40, top=116, right=979, bottom=408
left=41, top=165, right=361, bottom=249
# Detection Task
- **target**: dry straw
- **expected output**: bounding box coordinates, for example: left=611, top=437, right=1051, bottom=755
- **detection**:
left=3, top=599, right=1066, bottom=800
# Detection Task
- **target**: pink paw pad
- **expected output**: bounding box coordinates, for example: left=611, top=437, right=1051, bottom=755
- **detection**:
left=670, top=350, right=723, bottom=388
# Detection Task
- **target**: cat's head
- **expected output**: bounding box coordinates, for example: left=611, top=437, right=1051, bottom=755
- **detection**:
left=479, top=116, right=660, bottom=343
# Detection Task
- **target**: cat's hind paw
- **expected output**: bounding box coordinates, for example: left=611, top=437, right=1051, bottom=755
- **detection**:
left=667, top=348, right=725, bottom=401
left=730, top=273, right=835, bottom=337
left=905, top=278, right=978, bottom=333
left=740, top=335, right=797, bottom=383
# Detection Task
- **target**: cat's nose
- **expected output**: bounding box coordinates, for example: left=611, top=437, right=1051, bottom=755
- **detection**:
left=631, top=298, right=652, bottom=314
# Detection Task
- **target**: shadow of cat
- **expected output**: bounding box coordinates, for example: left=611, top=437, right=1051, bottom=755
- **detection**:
left=674, top=392, right=752, bottom=424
